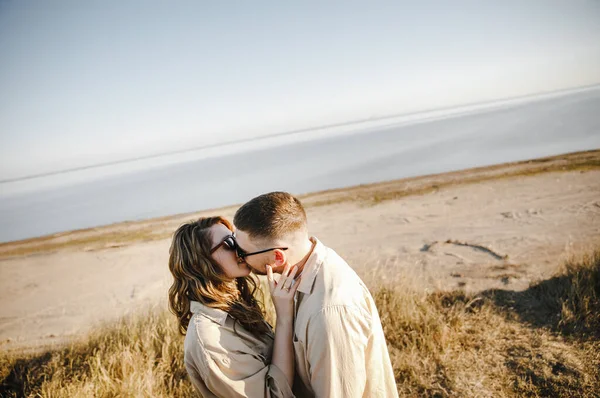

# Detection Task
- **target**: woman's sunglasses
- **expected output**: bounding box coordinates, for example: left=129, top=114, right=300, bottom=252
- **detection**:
left=210, top=235, right=288, bottom=259
left=210, top=235, right=237, bottom=255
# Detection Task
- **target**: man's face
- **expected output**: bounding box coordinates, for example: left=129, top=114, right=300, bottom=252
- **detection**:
left=233, top=229, right=273, bottom=275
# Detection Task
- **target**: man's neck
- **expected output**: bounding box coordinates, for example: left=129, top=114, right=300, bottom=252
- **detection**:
left=291, top=237, right=316, bottom=277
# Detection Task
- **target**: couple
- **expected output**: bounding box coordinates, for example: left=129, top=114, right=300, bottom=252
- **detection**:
left=168, top=192, right=397, bottom=397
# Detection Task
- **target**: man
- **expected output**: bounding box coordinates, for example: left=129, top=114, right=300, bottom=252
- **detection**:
left=233, top=191, right=398, bottom=397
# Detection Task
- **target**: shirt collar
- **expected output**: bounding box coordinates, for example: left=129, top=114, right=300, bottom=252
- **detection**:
left=190, top=300, right=228, bottom=326
left=297, top=237, right=325, bottom=295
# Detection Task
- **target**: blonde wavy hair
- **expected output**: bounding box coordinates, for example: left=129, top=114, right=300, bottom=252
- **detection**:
left=168, top=216, right=269, bottom=337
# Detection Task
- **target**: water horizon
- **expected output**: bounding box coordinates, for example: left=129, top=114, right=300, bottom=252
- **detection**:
left=1, top=86, right=599, bottom=243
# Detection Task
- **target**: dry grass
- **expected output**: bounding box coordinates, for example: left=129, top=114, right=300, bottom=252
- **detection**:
left=377, top=249, right=600, bottom=397
left=1, top=251, right=599, bottom=397
left=0, top=309, right=194, bottom=398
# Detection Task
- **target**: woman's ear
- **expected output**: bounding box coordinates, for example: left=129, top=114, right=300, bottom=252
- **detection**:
left=274, top=249, right=286, bottom=266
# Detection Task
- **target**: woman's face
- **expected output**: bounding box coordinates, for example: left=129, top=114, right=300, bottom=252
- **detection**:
left=209, top=223, right=251, bottom=279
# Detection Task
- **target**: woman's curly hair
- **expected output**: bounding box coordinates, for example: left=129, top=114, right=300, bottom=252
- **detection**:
left=168, top=216, right=269, bottom=338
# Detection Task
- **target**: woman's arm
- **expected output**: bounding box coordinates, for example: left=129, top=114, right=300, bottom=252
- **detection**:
left=267, top=263, right=300, bottom=386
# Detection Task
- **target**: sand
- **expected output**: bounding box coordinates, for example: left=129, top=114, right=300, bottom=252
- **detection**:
left=1, top=150, right=599, bottom=352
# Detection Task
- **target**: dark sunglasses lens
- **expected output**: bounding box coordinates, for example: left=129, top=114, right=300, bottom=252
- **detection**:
left=223, top=236, right=236, bottom=251
left=231, top=238, right=246, bottom=258
left=235, top=245, right=245, bottom=258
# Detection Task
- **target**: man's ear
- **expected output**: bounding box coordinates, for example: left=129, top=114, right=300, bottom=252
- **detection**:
left=274, top=249, right=286, bottom=267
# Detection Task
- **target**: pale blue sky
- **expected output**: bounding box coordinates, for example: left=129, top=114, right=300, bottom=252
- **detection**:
left=1, top=1, right=599, bottom=181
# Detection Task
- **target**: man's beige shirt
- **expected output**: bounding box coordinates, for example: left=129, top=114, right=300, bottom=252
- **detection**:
left=292, top=238, right=398, bottom=397
left=184, top=301, right=294, bottom=397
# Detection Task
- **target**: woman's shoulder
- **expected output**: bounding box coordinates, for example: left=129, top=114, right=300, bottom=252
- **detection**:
left=186, top=312, right=265, bottom=355
left=185, top=312, right=230, bottom=353
left=184, top=312, right=273, bottom=373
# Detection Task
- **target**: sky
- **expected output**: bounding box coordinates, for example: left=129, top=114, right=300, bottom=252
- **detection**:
left=1, top=1, right=599, bottom=182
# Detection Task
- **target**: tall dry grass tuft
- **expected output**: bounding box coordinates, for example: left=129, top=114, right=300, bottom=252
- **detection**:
left=1, top=251, right=599, bottom=397
left=0, top=307, right=194, bottom=397
left=547, top=250, right=599, bottom=336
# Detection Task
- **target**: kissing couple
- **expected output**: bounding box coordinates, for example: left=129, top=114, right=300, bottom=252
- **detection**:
left=168, top=191, right=398, bottom=397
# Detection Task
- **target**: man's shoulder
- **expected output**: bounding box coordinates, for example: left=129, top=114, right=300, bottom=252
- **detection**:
left=320, top=245, right=365, bottom=286
left=310, top=245, right=372, bottom=308
left=319, top=244, right=355, bottom=275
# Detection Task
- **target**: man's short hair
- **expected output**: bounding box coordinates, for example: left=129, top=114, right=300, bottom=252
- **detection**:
left=234, top=191, right=307, bottom=240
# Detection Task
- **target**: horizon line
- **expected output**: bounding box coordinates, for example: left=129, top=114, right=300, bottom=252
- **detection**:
left=2, top=83, right=599, bottom=185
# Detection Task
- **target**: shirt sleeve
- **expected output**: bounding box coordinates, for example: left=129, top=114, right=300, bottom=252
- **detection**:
left=185, top=328, right=294, bottom=398
left=306, top=305, right=373, bottom=398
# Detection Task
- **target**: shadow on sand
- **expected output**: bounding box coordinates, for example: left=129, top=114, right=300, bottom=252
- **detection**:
left=480, top=256, right=600, bottom=340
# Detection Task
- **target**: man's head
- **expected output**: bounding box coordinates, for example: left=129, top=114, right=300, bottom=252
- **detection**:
left=233, top=191, right=308, bottom=274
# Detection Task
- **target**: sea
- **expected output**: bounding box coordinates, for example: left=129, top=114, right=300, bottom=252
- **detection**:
left=1, top=86, right=599, bottom=243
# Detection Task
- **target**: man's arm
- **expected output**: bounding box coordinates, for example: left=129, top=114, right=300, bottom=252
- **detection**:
left=306, top=305, right=373, bottom=397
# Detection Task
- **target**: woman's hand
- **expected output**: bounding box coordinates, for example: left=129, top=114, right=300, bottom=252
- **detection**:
left=267, top=263, right=300, bottom=324
left=267, top=263, right=299, bottom=387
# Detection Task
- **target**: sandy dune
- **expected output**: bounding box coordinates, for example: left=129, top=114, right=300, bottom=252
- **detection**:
left=1, top=150, right=599, bottom=352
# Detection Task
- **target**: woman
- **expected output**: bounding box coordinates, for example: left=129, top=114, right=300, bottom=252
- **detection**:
left=168, top=216, right=299, bottom=397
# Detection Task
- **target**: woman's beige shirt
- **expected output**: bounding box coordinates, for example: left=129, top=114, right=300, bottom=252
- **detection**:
left=184, top=301, right=294, bottom=397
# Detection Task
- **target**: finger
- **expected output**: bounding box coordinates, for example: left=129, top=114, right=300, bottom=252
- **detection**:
left=281, top=262, right=292, bottom=278
left=280, top=266, right=298, bottom=291
left=276, top=273, right=288, bottom=292
left=287, top=277, right=301, bottom=295
left=287, top=266, right=298, bottom=281
left=266, top=265, right=275, bottom=292
left=276, top=263, right=291, bottom=286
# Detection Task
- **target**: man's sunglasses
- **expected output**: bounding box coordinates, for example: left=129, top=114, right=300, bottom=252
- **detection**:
left=210, top=235, right=288, bottom=259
